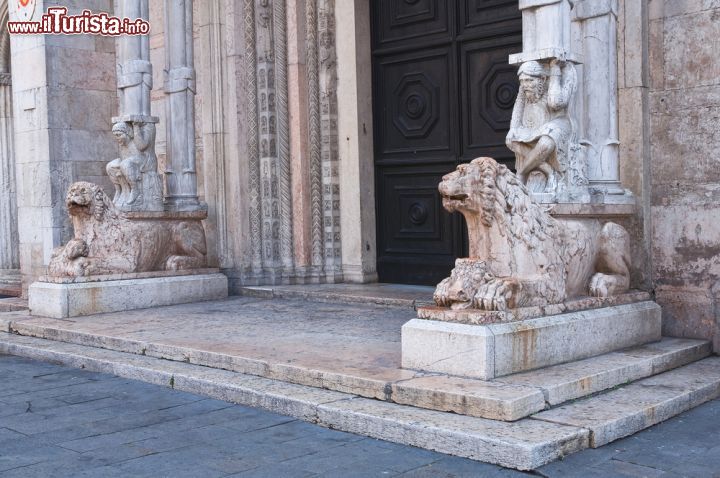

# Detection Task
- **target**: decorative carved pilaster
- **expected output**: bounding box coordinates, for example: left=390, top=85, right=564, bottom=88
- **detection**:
left=244, top=0, right=263, bottom=272
left=317, top=0, right=341, bottom=278
left=252, top=0, right=294, bottom=279
left=273, top=0, right=294, bottom=272
left=306, top=0, right=324, bottom=268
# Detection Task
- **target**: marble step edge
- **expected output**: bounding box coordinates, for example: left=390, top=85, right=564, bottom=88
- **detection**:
left=239, top=286, right=434, bottom=309
left=0, top=314, right=710, bottom=422
left=0, top=332, right=588, bottom=471
left=0, top=297, right=28, bottom=312
left=531, top=356, right=720, bottom=448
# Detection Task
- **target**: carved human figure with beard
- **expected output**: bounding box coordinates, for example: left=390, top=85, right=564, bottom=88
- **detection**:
left=506, top=59, right=576, bottom=193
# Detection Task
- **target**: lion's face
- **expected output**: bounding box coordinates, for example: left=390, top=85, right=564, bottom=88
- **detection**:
left=66, top=182, right=98, bottom=216
left=439, top=160, right=486, bottom=214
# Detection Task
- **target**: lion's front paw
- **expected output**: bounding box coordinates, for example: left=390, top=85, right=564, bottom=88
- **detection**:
left=472, top=278, right=521, bottom=311
left=433, top=277, right=453, bottom=307
left=589, top=273, right=629, bottom=297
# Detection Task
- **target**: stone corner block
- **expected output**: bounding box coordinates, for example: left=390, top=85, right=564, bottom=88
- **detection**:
left=401, top=318, right=495, bottom=380
left=29, top=273, right=228, bottom=318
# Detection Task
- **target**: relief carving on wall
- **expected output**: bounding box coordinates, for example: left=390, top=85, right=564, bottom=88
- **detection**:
left=433, top=157, right=630, bottom=311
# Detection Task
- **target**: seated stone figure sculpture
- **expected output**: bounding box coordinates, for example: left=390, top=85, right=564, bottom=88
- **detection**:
left=506, top=59, right=576, bottom=194
left=433, top=157, right=631, bottom=311
left=107, top=121, right=162, bottom=211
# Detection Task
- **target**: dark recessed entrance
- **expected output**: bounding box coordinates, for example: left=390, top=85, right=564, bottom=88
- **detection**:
left=371, top=0, right=522, bottom=286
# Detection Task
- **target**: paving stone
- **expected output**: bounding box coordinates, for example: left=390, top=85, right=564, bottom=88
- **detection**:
left=532, top=357, right=720, bottom=447
left=0, top=427, right=27, bottom=442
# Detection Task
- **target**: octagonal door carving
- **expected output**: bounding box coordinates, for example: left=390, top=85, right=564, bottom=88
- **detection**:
left=372, top=0, right=521, bottom=285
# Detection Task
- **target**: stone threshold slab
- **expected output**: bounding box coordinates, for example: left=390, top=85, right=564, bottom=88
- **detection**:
left=240, top=284, right=435, bottom=309
left=0, top=332, right=589, bottom=471
left=0, top=309, right=708, bottom=422
left=532, top=357, right=720, bottom=447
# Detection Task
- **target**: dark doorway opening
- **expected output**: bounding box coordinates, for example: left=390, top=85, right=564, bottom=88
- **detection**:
left=371, top=0, right=522, bottom=285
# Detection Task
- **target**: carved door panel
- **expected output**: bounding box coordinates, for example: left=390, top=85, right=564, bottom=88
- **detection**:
left=372, top=0, right=521, bottom=285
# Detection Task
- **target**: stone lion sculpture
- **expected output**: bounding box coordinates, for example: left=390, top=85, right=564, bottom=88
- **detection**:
left=48, top=182, right=207, bottom=277
left=434, top=157, right=631, bottom=311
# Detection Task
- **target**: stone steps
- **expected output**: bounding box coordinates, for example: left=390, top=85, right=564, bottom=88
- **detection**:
left=0, top=332, right=588, bottom=471
left=532, top=357, right=720, bottom=447
left=1, top=331, right=719, bottom=470
left=0, top=311, right=709, bottom=421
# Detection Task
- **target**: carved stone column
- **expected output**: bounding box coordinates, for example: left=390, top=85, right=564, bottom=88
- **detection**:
left=113, top=0, right=163, bottom=212
left=0, top=71, right=19, bottom=271
left=163, top=0, right=202, bottom=212
left=573, top=0, right=628, bottom=200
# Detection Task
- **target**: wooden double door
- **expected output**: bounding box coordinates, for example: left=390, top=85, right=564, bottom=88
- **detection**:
left=372, top=0, right=522, bottom=285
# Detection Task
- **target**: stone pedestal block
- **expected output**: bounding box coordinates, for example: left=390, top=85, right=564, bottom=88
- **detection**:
left=29, top=272, right=228, bottom=318
left=402, top=301, right=662, bottom=380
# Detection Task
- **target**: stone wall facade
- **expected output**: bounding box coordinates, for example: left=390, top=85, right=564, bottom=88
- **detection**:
left=647, top=0, right=720, bottom=351
left=9, top=0, right=117, bottom=293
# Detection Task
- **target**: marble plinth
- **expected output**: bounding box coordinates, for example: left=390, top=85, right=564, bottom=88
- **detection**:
left=29, top=272, right=228, bottom=318
left=402, top=301, right=662, bottom=380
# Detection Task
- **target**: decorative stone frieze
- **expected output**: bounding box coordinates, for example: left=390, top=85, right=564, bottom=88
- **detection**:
left=318, top=0, right=341, bottom=277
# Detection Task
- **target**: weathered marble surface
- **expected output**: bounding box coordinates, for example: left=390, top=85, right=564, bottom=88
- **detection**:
left=533, top=357, right=720, bottom=447
left=28, top=273, right=227, bottom=318
left=434, top=158, right=631, bottom=312
left=403, top=301, right=662, bottom=379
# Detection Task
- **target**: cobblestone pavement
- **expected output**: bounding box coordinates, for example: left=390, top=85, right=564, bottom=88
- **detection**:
left=0, top=354, right=718, bottom=478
